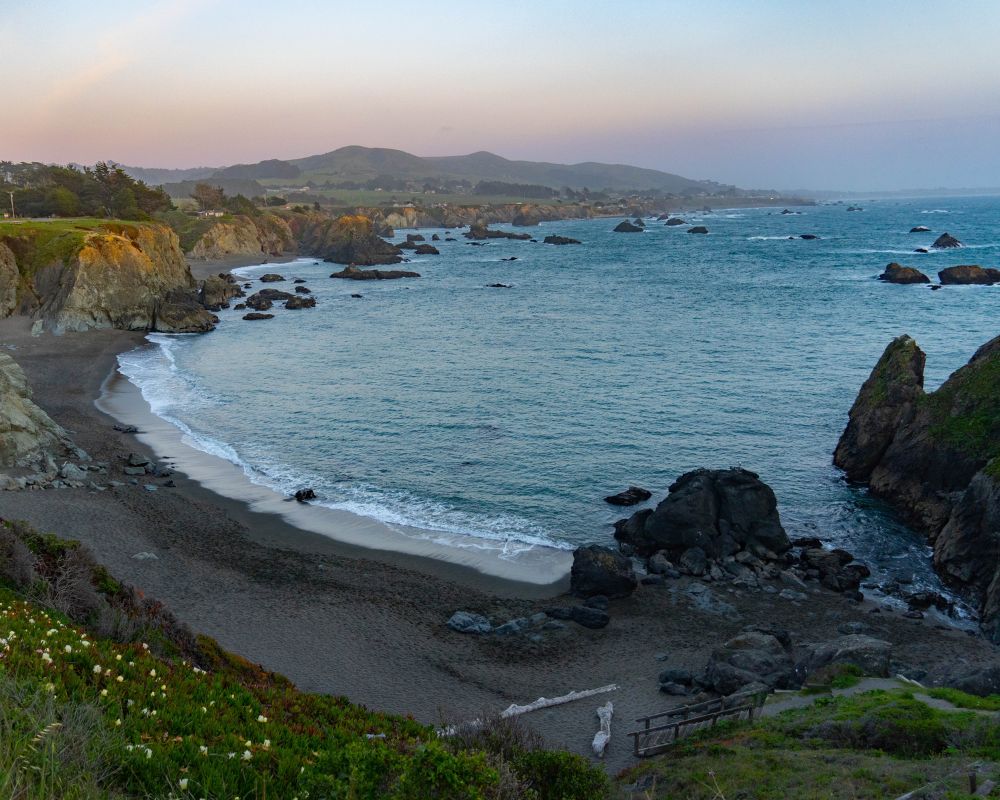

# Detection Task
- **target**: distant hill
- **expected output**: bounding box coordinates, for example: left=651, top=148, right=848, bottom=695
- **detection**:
left=122, top=145, right=734, bottom=197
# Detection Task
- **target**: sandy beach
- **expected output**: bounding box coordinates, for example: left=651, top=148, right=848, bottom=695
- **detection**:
left=1, top=282, right=997, bottom=776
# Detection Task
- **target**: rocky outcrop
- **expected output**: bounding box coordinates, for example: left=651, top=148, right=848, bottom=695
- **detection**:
left=833, top=335, right=926, bottom=482
left=289, top=215, right=402, bottom=266
left=153, top=289, right=216, bottom=333
left=687, top=226, right=709, bottom=234
left=330, top=265, right=420, bottom=280
left=464, top=222, right=531, bottom=241
left=0, top=243, right=17, bottom=319
left=543, top=235, right=581, bottom=245
left=0, top=352, right=76, bottom=473
left=604, top=486, right=652, bottom=506
left=705, top=629, right=794, bottom=694
left=614, top=468, right=789, bottom=560
left=570, top=545, right=637, bottom=599
left=4, top=222, right=210, bottom=333
left=931, top=233, right=962, bottom=249
left=613, top=221, right=643, bottom=233
left=199, top=274, right=243, bottom=308
left=878, top=263, right=930, bottom=284
left=187, top=214, right=295, bottom=259
left=938, top=265, right=1000, bottom=285
left=835, top=334, right=1000, bottom=639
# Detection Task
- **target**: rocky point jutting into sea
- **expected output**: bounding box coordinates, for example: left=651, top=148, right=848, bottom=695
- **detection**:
left=835, top=332, right=1000, bottom=639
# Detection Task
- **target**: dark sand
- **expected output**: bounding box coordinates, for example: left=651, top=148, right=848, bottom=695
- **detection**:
left=1, top=309, right=996, bottom=776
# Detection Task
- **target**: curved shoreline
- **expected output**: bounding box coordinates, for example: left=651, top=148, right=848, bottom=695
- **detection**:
left=96, top=346, right=573, bottom=592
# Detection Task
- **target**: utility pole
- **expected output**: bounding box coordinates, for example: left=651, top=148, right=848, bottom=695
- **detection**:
left=7, top=191, right=13, bottom=219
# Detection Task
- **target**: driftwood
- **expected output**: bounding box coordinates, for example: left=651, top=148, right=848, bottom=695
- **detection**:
left=439, top=684, right=619, bottom=737
left=592, top=701, right=613, bottom=757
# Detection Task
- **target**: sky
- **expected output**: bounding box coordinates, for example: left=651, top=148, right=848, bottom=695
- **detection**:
left=2, top=0, right=999, bottom=191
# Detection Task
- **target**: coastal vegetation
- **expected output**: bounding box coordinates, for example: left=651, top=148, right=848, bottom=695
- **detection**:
left=0, top=519, right=607, bottom=800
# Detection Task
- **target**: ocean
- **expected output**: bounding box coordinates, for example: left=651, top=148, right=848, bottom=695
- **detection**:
left=118, top=197, right=999, bottom=590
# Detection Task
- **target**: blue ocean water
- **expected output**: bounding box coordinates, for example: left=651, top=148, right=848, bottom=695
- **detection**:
left=119, top=197, right=999, bottom=585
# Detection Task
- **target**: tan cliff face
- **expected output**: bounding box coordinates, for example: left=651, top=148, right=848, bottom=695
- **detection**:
left=0, top=352, right=75, bottom=471
left=0, top=243, right=17, bottom=318
left=187, top=215, right=295, bottom=260
left=2, top=222, right=213, bottom=334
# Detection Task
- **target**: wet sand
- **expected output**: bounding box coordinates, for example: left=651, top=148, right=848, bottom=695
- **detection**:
left=1, top=313, right=996, bottom=776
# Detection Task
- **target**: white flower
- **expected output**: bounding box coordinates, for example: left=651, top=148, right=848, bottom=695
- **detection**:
left=116, top=654, right=122, bottom=661
left=242, top=750, right=252, bottom=761
left=80, top=640, right=90, bottom=648
left=256, top=715, right=267, bottom=723
left=47, top=628, right=58, bottom=636
left=117, top=676, right=124, bottom=683
left=199, top=745, right=208, bottom=755
left=227, top=752, right=235, bottom=759
left=41, top=652, right=52, bottom=663
left=145, top=748, right=152, bottom=759
left=93, top=664, right=102, bottom=674
left=149, top=669, right=156, bottom=677
left=263, top=739, right=270, bottom=749
left=64, top=645, right=72, bottom=653
left=115, top=718, right=122, bottom=726
left=142, top=643, right=149, bottom=650
left=101, top=689, right=108, bottom=697
left=244, top=740, right=251, bottom=748
left=178, top=778, right=189, bottom=790
left=200, top=706, right=207, bottom=714
left=44, top=682, right=55, bottom=692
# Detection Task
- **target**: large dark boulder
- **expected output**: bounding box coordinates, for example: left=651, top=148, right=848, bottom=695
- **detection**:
left=833, top=335, right=925, bottom=482
left=796, top=635, right=892, bottom=679
left=543, top=235, right=581, bottom=245
left=153, top=289, right=216, bottom=333
left=614, top=468, right=789, bottom=559
left=878, top=263, right=930, bottom=284
left=200, top=274, right=243, bottom=308
left=570, top=545, right=637, bottom=599
left=259, top=273, right=285, bottom=283
left=704, top=630, right=795, bottom=694
left=687, top=226, right=709, bottom=234
left=941, top=665, right=1000, bottom=697
left=613, top=221, right=643, bottom=233
left=413, top=244, right=439, bottom=255
left=465, top=222, right=531, bottom=241
left=931, top=232, right=962, bottom=249
left=664, top=218, right=686, bottom=226
left=284, top=295, right=316, bottom=309
left=939, top=265, right=1000, bottom=285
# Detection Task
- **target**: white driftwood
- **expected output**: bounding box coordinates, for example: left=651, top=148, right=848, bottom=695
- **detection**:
left=592, top=701, right=613, bottom=757
left=499, top=684, right=618, bottom=719
left=439, top=684, right=618, bottom=737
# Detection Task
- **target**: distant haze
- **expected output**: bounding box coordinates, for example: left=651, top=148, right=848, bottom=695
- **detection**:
left=3, top=0, right=999, bottom=191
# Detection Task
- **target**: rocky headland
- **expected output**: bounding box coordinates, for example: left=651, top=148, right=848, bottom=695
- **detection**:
left=834, top=334, right=1000, bottom=639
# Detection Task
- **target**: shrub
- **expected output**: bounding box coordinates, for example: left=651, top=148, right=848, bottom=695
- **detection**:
left=514, top=750, right=609, bottom=800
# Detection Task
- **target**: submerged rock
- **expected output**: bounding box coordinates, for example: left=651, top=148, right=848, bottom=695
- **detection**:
left=910, top=226, right=931, bottom=233
left=687, top=226, right=709, bottom=234
left=284, top=295, right=316, bottom=309
left=242, top=312, right=274, bottom=320
left=543, top=235, right=581, bottom=245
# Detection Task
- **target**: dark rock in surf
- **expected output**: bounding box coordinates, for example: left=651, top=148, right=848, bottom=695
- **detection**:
left=910, top=226, right=931, bottom=233
left=330, top=265, right=420, bottom=280
left=878, top=263, right=930, bottom=284
left=259, top=274, right=285, bottom=283
left=687, top=226, right=709, bottom=234
left=294, top=488, right=317, bottom=502
left=665, top=218, right=686, bottom=226
left=294, top=286, right=312, bottom=294
left=413, top=244, right=439, bottom=255
left=613, top=221, right=643, bottom=233
left=284, top=295, right=316, bottom=309
left=931, top=232, right=962, bottom=249
left=938, top=265, right=1000, bottom=285
left=242, top=312, right=274, bottom=320
left=543, top=235, right=581, bottom=245
left=604, top=486, right=653, bottom=506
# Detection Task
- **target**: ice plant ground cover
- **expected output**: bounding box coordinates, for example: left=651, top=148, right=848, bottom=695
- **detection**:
left=0, top=520, right=607, bottom=800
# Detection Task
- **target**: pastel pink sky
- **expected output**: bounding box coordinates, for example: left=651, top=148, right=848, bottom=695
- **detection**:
left=3, top=0, right=999, bottom=189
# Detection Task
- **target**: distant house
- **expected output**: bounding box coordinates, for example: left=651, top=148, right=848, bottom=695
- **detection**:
left=196, top=210, right=225, bottom=218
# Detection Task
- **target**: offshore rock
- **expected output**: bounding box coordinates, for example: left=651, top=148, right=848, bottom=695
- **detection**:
left=931, top=232, right=962, bottom=249
left=543, top=235, right=581, bottom=245
left=604, top=486, right=652, bottom=506
left=687, top=226, right=709, bottom=234
left=613, top=221, right=643, bottom=233
left=878, top=262, right=930, bottom=284
left=330, top=265, right=420, bottom=280
left=938, top=265, right=1000, bottom=285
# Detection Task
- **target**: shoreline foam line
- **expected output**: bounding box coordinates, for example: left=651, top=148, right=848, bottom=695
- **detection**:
left=95, top=360, right=573, bottom=587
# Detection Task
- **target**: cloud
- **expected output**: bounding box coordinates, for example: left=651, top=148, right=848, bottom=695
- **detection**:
left=38, top=0, right=214, bottom=111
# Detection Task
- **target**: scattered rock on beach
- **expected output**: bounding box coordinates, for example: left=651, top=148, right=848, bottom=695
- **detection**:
left=705, top=629, right=795, bottom=695
left=570, top=545, right=637, bottom=599
left=447, top=611, right=493, bottom=635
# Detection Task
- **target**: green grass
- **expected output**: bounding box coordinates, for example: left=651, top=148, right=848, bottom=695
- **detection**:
left=617, top=689, right=1000, bottom=800
left=927, top=687, right=1000, bottom=711
left=153, top=210, right=228, bottom=252
left=925, top=346, right=1000, bottom=461
left=0, top=520, right=606, bottom=800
